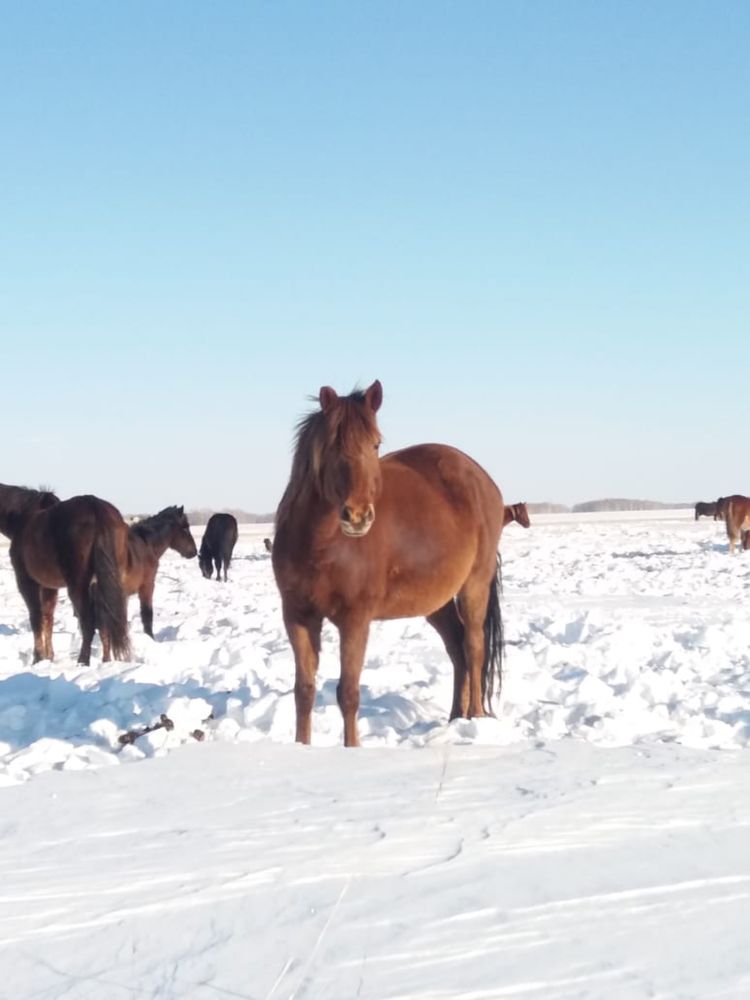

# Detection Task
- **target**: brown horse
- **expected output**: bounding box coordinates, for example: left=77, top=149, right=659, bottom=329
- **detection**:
left=715, top=495, right=750, bottom=554
left=272, top=381, right=505, bottom=747
left=102, top=506, right=197, bottom=658
left=503, top=502, right=531, bottom=529
left=0, top=484, right=130, bottom=664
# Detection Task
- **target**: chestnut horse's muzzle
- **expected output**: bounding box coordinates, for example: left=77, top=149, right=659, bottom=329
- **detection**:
left=340, top=504, right=375, bottom=537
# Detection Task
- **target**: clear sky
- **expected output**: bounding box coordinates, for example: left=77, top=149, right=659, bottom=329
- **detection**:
left=2, top=1, right=748, bottom=514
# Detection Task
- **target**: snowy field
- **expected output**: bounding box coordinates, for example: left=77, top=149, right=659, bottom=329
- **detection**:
left=1, top=511, right=750, bottom=998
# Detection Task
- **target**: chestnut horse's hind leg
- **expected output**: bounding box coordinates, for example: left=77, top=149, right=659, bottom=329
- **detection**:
left=283, top=607, right=323, bottom=745
left=40, top=587, right=58, bottom=661
left=457, top=577, right=492, bottom=719
left=68, top=582, right=96, bottom=665
left=427, top=601, right=469, bottom=720
left=337, top=617, right=371, bottom=748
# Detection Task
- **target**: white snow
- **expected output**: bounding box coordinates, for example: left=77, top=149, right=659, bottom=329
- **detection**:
left=1, top=511, right=749, bottom=998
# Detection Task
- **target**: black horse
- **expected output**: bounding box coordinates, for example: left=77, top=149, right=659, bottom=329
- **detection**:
left=199, top=513, right=239, bottom=581
left=694, top=500, right=717, bottom=520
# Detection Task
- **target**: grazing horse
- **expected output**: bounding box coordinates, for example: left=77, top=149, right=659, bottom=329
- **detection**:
left=715, top=495, right=750, bottom=554
left=694, top=501, right=717, bottom=520
left=198, top=513, right=239, bottom=581
left=0, top=484, right=130, bottom=664
left=105, top=506, right=196, bottom=656
left=272, top=381, right=505, bottom=747
left=503, top=502, right=531, bottom=529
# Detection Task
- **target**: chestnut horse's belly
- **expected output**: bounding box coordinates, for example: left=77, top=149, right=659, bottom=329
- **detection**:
left=374, top=549, right=477, bottom=620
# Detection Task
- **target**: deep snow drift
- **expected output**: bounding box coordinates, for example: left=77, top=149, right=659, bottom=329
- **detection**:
left=1, top=511, right=749, bottom=998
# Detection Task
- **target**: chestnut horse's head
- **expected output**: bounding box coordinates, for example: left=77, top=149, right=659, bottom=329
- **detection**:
left=317, top=380, right=383, bottom=537
left=280, top=381, right=384, bottom=538
left=512, top=503, right=531, bottom=528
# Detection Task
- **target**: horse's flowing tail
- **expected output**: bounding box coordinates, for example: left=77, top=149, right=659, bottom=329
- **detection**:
left=481, top=556, right=503, bottom=713
left=92, top=524, right=131, bottom=661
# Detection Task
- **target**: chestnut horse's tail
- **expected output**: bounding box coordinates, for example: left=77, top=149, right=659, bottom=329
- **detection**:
left=481, top=556, right=503, bottom=713
left=92, top=519, right=131, bottom=661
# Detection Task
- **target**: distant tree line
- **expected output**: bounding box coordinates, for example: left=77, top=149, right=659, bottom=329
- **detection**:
left=571, top=499, right=693, bottom=513
left=129, top=499, right=693, bottom=524
left=522, top=499, right=693, bottom=514
left=185, top=508, right=275, bottom=525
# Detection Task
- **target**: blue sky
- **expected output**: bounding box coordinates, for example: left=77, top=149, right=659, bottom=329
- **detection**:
left=2, top=1, right=748, bottom=513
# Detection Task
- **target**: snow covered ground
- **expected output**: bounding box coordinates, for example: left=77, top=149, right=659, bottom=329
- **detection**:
left=1, top=511, right=749, bottom=998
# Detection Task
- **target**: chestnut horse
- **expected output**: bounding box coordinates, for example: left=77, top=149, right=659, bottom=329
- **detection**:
left=272, top=381, right=504, bottom=747
left=101, top=505, right=197, bottom=658
left=715, top=495, right=750, bottom=554
left=0, top=484, right=130, bottom=664
left=503, top=502, right=531, bottom=529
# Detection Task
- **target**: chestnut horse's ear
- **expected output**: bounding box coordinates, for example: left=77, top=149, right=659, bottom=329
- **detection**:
left=365, top=379, right=383, bottom=413
left=319, top=386, right=339, bottom=413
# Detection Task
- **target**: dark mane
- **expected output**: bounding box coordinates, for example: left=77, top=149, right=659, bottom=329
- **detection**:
left=0, top=483, right=58, bottom=510
left=131, top=506, right=184, bottom=543
left=276, top=389, right=379, bottom=529
left=0, top=483, right=59, bottom=536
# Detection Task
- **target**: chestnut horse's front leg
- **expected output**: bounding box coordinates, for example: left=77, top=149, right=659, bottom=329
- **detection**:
left=138, top=577, right=155, bottom=638
left=11, top=557, right=46, bottom=663
left=337, top=616, right=371, bottom=748
left=283, top=605, right=322, bottom=745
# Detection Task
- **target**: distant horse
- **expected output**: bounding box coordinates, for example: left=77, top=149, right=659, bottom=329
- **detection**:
left=199, top=513, right=238, bottom=581
left=715, top=495, right=750, bottom=554
left=694, top=501, right=717, bottom=520
left=0, top=484, right=130, bottom=664
left=503, top=502, right=531, bottom=529
left=104, top=506, right=196, bottom=656
left=272, top=381, right=504, bottom=747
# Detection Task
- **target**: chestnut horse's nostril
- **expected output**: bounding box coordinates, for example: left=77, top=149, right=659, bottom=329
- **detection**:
left=340, top=503, right=375, bottom=537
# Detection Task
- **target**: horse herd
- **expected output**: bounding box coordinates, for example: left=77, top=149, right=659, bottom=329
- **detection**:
left=0, top=381, right=540, bottom=746
left=16, top=378, right=743, bottom=749
left=694, top=496, right=750, bottom=554
left=0, top=488, right=239, bottom=665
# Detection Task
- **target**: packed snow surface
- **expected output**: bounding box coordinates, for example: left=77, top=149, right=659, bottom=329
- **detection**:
left=1, top=511, right=749, bottom=998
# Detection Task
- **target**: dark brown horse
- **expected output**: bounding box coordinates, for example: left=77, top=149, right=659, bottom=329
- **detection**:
left=272, top=381, right=505, bottom=747
left=694, top=500, right=717, bottom=520
left=104, top=506, right=197, bottom=657
left=198, top=512, right=238, bottom=581
left=503, top=502, right=531, bottom=529
left=0, top=484, right=130, bottom=665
